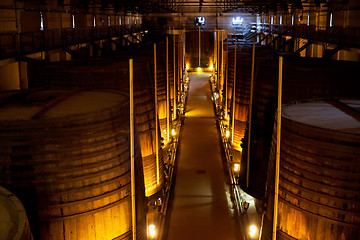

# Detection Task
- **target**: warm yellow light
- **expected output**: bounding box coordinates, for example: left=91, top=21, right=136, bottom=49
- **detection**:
left=209, top=64, right=213, bottom=71
left=249, top=225, right=257, bottom=237
left=186, top=64, right=190, bottom=70
left=225, top=130, right=230, bottom=138
left=171, top=129, right=176, bottom=136
left=234, top=163, right=240, bottom=172
left=148, top=224, right=156, bottom=238
left=197, top=67, right=202, bottom=72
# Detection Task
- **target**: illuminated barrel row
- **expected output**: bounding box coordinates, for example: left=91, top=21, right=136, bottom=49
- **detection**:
left=242, top=57, right=360, bottom=199
left=225, top=53, right=360, bottom=199
left=265, top=99, right=360, bottom=240
left=29, top=59, right=165, bottom=197
left=0, top=185, right=33, bottom=240
left=0, top=89, right=147, bottom=240
left=140, top=39, right=183, bottom=141
left=225, top=46, right=275, bottom=149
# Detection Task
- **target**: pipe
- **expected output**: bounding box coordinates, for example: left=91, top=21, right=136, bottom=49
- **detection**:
left=246, top=43, right=255, bottom=188
left=173, top=30, right=177, bottom=120
left=231, top=37, right=236, bottom=144
left=225, top=36, right=229, bottom=119
left=272, top=56, right=283, bottom=240
left=166, top=36, right=170, bottom=142
left=129, top=58, right=136, bottom=240
left=154, top=43, right=160, bottom=185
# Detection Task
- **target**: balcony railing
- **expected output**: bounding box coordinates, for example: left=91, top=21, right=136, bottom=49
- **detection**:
left=260, top=23, right=360, bottom=48
left=0, top=25, right=144, bottom=59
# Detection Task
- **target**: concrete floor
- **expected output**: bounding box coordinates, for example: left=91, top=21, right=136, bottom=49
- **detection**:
left=165, top=73, right=243, bottom=240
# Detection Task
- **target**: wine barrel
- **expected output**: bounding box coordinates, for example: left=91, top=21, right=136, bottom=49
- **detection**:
left=29, top=58, right=165, bottom=197
left=265, top=99, right=360, bottom=240
left=0, top=89, right=147, bottom=240
left=0, top=185, right=33, bottom=240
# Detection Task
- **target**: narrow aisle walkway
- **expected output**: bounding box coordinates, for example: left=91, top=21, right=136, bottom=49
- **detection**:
left=166, top=73, right=243, bottom=240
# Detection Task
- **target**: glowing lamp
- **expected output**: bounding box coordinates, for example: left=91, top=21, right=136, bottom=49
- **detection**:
left=209, top=64, right=213, bottom=71
left=234, top=163, right=240, bottom=172
left=232, top=17, right=243, bottom=25
left=225, top=130, right=230, bottom=138
left=249, top=225, right=257, bottom=237
left=171, top=129, right=176, bottom=136
left=186, top=64, right=190, bottom=70
left=197, top=67, right=202, bottom=72
left=148, top=224, right=156, bottom=238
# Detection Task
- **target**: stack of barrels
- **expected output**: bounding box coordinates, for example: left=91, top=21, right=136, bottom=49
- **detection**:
left=0, top=89, right=147, bottom=239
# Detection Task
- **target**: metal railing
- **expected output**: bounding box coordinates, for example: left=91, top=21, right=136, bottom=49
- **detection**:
left=260, top=23, right=360, bottom=48
left=0, top=25, right=144, bottom=59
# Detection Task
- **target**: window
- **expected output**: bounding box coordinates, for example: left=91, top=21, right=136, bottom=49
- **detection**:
left=195, top=17, right=205, bottom=25
left=40, top=12, right=44, bottom=31
left=72, top=14, right=75, bottom=28
left=307, top=12, right=310, bottom=26
left=330, top=12, right=333, bottom=27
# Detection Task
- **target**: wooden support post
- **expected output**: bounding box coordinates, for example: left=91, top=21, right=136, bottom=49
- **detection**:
left=154, top=43, right=160, bottom=185
left=173, top=31, right=177, bottom=120
left=272, top=56, right=283, bottom=240
left=213, top=28, right=216, bottom=75
left=166, top=36, right=170, bottom=142
left=225, top=36, right=229, bottom=119
left=221, top=30, right=224, bottom=103
left=198, top=25, right=201, bottom=67
left=246, top=43, right=255, bottom=188
left=183, top=28, right=186, bottom=76
left=129, top=58, right=136, bottom=240
left=231, top=37, right=237, bottom=144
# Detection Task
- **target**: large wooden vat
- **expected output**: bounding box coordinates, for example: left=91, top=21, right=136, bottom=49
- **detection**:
left=186, top=30, right=214, bottom=68
left=29, top=59, right=165, bottom=197
left=0, top=89, right=147, bottom=239
left=0, top=185, right=33, bottom=240
left=265, top=99, right=360, bottom=240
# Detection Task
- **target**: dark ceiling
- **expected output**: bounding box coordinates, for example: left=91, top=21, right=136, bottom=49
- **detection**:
left=55, top=0, right=348, bottom=14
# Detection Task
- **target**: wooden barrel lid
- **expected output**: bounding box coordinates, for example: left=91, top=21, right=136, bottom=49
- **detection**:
left=0, top=90, right=128, bottom=121
left=0, top=186, right=30, bottom=240
left=282, top=99, right=360, bottom=134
